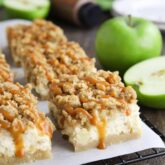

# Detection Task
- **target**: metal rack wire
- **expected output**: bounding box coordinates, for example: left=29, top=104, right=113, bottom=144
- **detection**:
left=85, top=115, right=165, bottom=165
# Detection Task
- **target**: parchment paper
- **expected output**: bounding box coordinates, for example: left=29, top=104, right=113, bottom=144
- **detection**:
left=0, top=20, right=164, bottom=165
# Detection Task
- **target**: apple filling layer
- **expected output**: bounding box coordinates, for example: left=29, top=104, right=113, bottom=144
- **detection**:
left=49, top=70, right=142, bottom=151
left=0, top=82, right=55, bottom=165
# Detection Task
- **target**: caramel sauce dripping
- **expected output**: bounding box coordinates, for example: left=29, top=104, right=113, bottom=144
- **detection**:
left=91, top=115, right=107, bottom=149
left=97, top=119, right=107, bottom=149
left=0, top=119, right=25, bottom=157
left=0, top=109, right=14, bottom=122
left=36, top=113, right=54, bottom=138
left=11, top=120, right=25, bottom=157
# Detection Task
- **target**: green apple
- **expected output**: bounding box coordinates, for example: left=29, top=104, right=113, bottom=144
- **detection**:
left=124, top=56, right=165, bottom=109
left=4, top=0, right=50, bottom=20
left=95, top=16, right=162, bottom=75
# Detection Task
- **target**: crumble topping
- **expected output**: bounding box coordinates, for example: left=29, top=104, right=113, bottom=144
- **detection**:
left=44, top=41, right=96, bottom=76
left=0, top=53, right=13, bottom=82
left=7, top=19, right=67, bottom=65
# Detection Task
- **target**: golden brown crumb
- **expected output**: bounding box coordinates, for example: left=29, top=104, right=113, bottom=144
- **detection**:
left=0, top=52, right=13, bottom=82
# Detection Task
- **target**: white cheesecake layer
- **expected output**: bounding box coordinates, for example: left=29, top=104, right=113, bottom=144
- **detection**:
left=0, top=127, right=51, bottom=157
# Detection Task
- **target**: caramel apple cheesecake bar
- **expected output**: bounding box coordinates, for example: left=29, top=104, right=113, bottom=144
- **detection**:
left=49, top=70, right=142, bottom=151
left=0, top=52, right=13, bottom=83
left=0, top=82, right=55, bottom=165
left=19, top=41, right=96, bottom=99
left=7, top=19, right=67, bottom=66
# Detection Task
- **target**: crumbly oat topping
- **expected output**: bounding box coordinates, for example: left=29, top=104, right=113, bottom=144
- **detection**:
left=7, top=19, right=67, bottom=65
left=8, top=20, right=67, bottom=45
left=0, top=82, right=54, bottom=157
left=0, top=53, right=13, bottom=82
left=50, top=70, right=137, bottom=114
left=44, top=41, right=96, bottom=76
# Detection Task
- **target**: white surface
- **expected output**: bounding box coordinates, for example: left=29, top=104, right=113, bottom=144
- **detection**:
left=112, top=0, right=165, bottom=31
left=0, top=19, right=165, bottom=165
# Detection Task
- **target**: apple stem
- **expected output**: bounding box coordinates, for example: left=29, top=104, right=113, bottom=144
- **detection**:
left=128, top=15, right=132, bottom=27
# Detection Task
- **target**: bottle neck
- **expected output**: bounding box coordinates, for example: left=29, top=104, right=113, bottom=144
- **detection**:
left=78, top=2, right=104, bottom=27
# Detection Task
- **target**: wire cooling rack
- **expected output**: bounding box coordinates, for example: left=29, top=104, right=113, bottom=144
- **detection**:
left=85, top=115, right=165, bottom=165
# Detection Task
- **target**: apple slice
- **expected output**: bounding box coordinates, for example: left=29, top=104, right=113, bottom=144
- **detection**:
left=4, top=0, right=50, bottom=20
left=124, top=56, right=165, bottom=108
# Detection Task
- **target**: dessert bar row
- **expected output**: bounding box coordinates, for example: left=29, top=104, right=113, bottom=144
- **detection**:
left=7, top=20, right=142, bottom=152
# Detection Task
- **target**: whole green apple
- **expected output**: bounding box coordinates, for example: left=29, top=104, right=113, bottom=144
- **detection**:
left=124, top=56, right=165, bottom=109
left=4, top=0, right=50, bottom=20
left=95, top=16, right=162, bottom=75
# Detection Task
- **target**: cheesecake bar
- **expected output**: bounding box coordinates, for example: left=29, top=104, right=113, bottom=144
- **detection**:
left=0, top=82, right=55, bottom=165
left=0, top=52, right=13, bottom=82
left=49, top=70, right=142, bottom=151
left=19, top=41, right=96, bottom=99
left=7, top=19, right=67, bottom=66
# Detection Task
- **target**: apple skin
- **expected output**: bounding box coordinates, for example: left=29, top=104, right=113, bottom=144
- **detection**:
left=126, top=83, right=165, bottom=109
left=124, top=56, right=165, bottom=109
left=4, top=1, right=50, bottom=20
left=95, top=17, right=162, bottom=75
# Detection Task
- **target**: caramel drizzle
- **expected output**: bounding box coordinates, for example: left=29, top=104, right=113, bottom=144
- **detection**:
left=80, top=97, right=106, bottom=110
left=45, top=47, right=93, bottom=75
left=63, top=104, right=107, bottom=149
left=0, top=119, right=25, bottom=157
left=36, top=112, right=54, bottom=138
left=0, top=109, right=15, bottom=122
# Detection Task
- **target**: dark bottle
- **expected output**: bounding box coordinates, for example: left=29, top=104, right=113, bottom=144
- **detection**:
left=51, top=0, right=105, bottom=27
